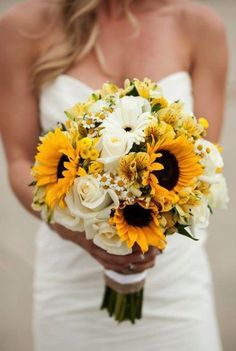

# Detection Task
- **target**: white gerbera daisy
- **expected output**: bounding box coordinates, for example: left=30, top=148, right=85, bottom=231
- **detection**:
left=101, top=96, right=154, bottom=146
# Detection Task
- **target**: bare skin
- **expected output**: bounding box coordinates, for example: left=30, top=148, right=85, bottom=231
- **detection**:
left=0, top=0, right=228, bottom=274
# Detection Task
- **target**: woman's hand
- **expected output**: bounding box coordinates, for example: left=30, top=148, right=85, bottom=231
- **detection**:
left=52, top=223, right=161, bottom=274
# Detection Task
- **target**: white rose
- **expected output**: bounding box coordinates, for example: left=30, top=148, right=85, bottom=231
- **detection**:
left=195, top=139, right=224, bottom=184
left=190, top=197, right=210, bottom=235
left=65, top=176, right=119, bottom=235
left=119, top=95, right=151, bottom=117
left=52, top=205, right=84, bottom=232
left=85, top=220, right=131, bottom=255
left=208, top=174, right=229, bottom=210
left=98, top=129, right=131, bottom=172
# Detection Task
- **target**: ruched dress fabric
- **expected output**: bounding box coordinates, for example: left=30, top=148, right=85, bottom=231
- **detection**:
left=34, top=72, right=222, bottom=351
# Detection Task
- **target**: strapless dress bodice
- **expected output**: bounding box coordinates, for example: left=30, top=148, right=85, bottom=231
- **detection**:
left=39, top=71, right=193, bottom=131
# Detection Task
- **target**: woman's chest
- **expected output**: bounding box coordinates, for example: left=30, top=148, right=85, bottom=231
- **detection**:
left=67, top=13, right=190, bottom=89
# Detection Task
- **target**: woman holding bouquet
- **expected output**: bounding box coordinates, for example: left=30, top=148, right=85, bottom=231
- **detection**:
left=0, top=0, right=227, bottom=350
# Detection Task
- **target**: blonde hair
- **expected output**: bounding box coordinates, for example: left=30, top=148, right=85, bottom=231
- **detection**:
left=32, top=0, right=135, bottom=90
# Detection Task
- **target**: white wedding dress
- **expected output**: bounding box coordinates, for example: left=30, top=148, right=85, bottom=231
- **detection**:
left=35, top=72, right=222, bottom=351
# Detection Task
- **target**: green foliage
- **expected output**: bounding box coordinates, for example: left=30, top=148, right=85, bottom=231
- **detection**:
left=130, top=143, right=147, bottom=153
left=175, top=223, right=199, bottom=241
left=64, top=110, right=75, bottom=120
left=208, top=205, right=213, bottom=214
left=126, top=86, right=139, bottom=97
left=151, top=103, right=162, bottom=113
left=59, top=123, right=67, bottom=131
left=140, top=186, right=151, bottom=194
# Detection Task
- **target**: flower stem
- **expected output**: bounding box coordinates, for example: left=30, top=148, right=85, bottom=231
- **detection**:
left=101, top=285, right=144, bottom=323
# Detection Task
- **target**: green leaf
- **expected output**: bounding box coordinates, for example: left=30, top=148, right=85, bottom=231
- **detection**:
left=47, top=211, right=54, bottom=223
left=151, top=103, right=162, bottom=113
left=64, top=110, right=75, bottom=120
left=140, top=186, right=151, bottom=194
left=208, top=205, right=213, bottom=214
left=126, top=86, right=139, bottom=96
left=130, top=143, right=147, bottom=153
left=59, top=123, right=67, bottom=131
left=175, top=223, right=199, bottom=241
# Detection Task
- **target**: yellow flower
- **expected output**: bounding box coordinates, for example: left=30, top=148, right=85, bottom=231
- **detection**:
left=198, top=117, right=209, bottom=130
left=100, top=82, right=120, bottom=97
left=159, top=212, right=176, bottom=230
left=146, top=135, right=203, bottom=196
left=119, top=152, right=152, bottom=186
left=78, top=137, right=100, bottom=160
left=78, top=137, right=93, bottom=148
left=145, top=121, right=175, bottom=143
left=110, top=202, right=166, bottom=253
left=156, top=192, right=178, bottom=212
left=134, top=79, right=151, bottom=99
left=158, top=101, right=184, bottom=126
left=32, top=128, right=80, bottom=209
left=151, top=96, right=169, bottom=110
left=90, top=149, right=99, bottom=161
left=80, top=148, right=91, bottom=159
left=124, top=78, right=160, bottom=99
left=177, top=116, right=203, bottom=140
left=89, top=161, right=104, bottom=175
left=65, top=102, right=91, bottom=120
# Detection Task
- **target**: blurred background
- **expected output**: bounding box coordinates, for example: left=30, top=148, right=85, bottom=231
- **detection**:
left=0, top=0, right=235, bottom=350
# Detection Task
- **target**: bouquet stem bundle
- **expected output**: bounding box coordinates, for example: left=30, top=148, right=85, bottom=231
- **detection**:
left=101, top=271, right=146, bottom=323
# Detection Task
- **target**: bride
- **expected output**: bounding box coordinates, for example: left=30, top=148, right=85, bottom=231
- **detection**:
left=0, top=0, right=227, bottom=350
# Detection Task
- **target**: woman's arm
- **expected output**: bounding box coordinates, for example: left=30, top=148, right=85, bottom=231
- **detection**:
left=0, top=8, right=156, bottom=274
left=0, top=11, right=41, bottom=217
left=190, top=6, right=228, bottom=142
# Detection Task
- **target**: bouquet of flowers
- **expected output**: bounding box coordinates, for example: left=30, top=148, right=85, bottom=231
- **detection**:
left=31, top=78, right=228, bottom=323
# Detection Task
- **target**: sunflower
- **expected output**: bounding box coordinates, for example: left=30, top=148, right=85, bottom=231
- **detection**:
left=32, top=128, right=80, bottom=209
left=110, top=202, right=166, bottom=253
left=146, top=135, right=203, bottom=197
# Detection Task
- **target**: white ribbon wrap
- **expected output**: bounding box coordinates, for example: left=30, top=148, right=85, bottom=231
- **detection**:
left=105, top=270, right=147, bottom=285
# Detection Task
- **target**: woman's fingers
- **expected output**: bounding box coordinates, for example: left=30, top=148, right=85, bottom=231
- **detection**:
left=55, top=227, right=160, bottom=274
left=92, top=256, right=156, bottom=275
left=89, top=243, right=157, bottom=266
left=89, top=243, right=160, bottom=272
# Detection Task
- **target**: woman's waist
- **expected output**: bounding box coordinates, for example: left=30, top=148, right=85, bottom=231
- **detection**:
left=35, top=222, right=209, bottom=282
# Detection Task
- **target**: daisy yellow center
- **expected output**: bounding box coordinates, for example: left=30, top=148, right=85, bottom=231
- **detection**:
left=57, top=154, right=69, bottom=179
left=122, top=203, right=152, bottom=227
left=154, top=150, right=179, bottom=190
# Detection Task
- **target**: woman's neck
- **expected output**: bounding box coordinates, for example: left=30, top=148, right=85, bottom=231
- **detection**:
left=104, top=0, right=178, bottom=19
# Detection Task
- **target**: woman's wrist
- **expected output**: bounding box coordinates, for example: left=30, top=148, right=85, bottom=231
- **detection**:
left=49, top=222, right=85, bottom=246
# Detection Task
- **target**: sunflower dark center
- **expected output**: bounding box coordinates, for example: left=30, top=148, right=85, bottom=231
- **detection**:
left=57, top=154, right=69, bottom=179
left=122, top=203, right=152, bottom=227
left=154, top=150, right=179, bottom=190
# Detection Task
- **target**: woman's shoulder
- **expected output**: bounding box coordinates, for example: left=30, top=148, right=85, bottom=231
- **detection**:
left=0, top=0, right=61, bottom=60
left=145, top=1, right=226, bottom=41
left=0, top=0, right=56, bottom=33
left=169, top=1, right=226, bottom=39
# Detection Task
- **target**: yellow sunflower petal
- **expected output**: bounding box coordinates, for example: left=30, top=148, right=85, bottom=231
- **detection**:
left=32, top=128, right=80, bottom=209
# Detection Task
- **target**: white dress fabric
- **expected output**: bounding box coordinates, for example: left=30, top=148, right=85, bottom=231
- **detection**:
left=34, top=72, right=222, bottom=351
